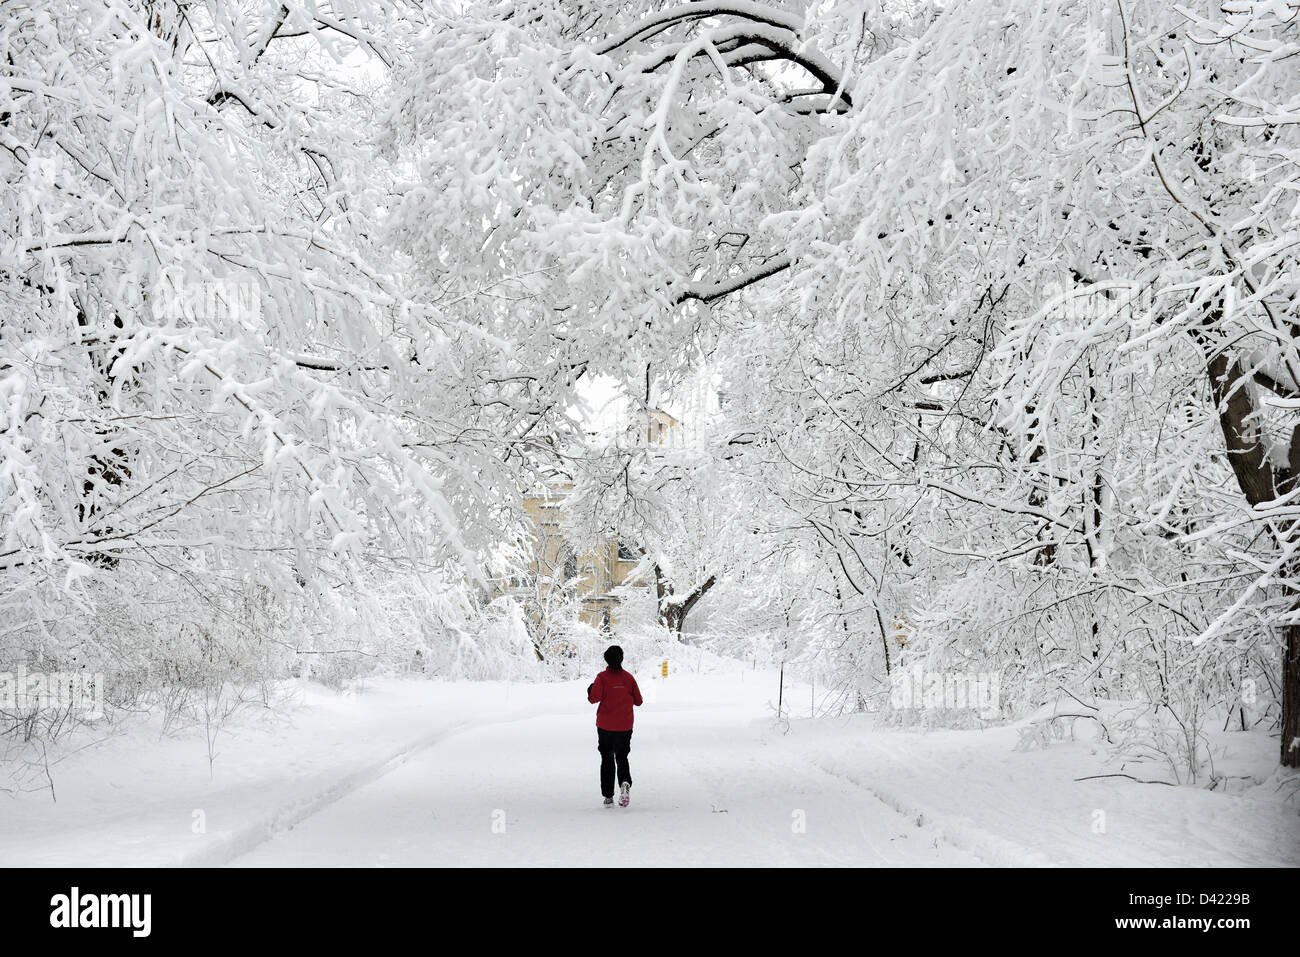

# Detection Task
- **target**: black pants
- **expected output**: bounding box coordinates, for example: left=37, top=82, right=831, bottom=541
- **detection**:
left=597, top=728, right=632, bottom=798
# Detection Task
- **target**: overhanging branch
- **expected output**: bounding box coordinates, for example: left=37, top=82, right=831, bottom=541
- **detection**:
left=675, top=255, right=791, bottom=304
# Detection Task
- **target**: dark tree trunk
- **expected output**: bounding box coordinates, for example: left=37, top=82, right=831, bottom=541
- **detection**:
left=1196, top=323, right=1300, bottom=767
left=1022, top=403, right=1057, bottom=566
left=873, top=606, right=891, bottom=677
left=75, top=307, right=134, bottom=568
left=655, top=567, right=716, bottom=639
left=1284, top=618, right=1300, bottom=767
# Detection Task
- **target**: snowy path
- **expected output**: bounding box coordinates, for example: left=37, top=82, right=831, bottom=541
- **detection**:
left=228, top=687, right=985, bottom=867
left=6, top=664, right=1291, bottom=867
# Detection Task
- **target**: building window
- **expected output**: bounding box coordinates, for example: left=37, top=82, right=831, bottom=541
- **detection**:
left=563, top=551, right=577, bottom=582
left=617, top=542, right=637, bottom=561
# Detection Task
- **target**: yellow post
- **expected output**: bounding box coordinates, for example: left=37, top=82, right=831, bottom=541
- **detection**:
left=662, top=660, right=668, bottom=678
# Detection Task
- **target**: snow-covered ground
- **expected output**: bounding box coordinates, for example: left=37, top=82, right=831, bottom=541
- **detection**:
left=2, top=656, right=1295, bottom=867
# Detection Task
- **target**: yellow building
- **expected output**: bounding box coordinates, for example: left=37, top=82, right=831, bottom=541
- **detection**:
left=517, top=486, right=641, bottom=634
left=502, top=408, right=681, bottom=644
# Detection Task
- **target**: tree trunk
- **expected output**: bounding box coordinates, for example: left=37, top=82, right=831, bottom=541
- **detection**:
left=656, top=570, right=716, bottom=639
left=1023, top=403, right=1057, bottom=566
left=1284, top=618, right=1300, bottom=767
left=1196, top=322, right=1300, bottom=767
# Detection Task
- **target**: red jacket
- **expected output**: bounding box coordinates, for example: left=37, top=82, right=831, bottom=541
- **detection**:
left=588, top=667, right=643, bottom=731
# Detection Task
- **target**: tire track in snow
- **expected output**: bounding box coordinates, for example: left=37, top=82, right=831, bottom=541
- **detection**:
left=200, top=707, right=578, bottom=868
left=800, top=754, right=1054, bottom=867
left=663, top=714, right=987, bottom=866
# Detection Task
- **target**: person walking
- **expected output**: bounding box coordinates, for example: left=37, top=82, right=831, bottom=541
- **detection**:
left=586, top=645, right=643, bottom=807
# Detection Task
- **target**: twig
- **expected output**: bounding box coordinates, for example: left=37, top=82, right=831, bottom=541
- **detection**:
left=1075, top=773, right=1175, bottom=786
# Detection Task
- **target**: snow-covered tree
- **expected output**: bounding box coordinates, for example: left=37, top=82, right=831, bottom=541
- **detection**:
left=0, top=0, right=537, bottom=708
left=395, top=0, right=1299, bottom=767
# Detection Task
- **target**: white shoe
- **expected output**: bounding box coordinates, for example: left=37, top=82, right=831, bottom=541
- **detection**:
left=618, top=782, right=631, bottom=807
